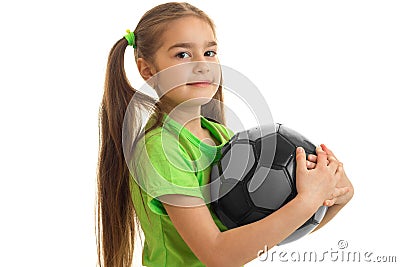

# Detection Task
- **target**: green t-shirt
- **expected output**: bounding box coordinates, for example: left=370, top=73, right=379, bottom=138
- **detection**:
left=130, top=112, right=235, bottom=266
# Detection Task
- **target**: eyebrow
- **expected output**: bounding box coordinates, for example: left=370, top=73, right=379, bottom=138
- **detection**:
left=167, top=41, right=218, bottom=51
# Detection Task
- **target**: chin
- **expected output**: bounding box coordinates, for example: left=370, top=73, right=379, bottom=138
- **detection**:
left=187, top=97, right=214, bottom=106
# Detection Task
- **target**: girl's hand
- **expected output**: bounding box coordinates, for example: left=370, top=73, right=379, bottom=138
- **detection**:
left=320, top=144, right=354, bottom=206
left=295, top=146, right=341, bottom=209
left=302, top=144, right=354, bottom=207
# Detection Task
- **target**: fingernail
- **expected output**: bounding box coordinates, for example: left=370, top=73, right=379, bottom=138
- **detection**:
left=297, top=147, right=303, bottom=153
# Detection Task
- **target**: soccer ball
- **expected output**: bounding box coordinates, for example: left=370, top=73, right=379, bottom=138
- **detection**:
left=210, top=123, right=328, bottom=245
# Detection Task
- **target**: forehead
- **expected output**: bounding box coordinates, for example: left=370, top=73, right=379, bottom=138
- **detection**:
left=160, top=16, right=215, bottom=49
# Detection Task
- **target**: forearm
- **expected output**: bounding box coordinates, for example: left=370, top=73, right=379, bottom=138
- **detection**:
left=211, top=196, right=319, bottom=267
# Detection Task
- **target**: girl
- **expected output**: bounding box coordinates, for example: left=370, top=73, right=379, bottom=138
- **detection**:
left=96, top=2, right=354, bottom=267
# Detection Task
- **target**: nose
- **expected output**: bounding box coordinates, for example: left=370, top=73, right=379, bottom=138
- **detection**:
left=192, top=60, right=210, bottom=74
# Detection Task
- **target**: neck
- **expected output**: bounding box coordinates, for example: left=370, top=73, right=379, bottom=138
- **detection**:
left=161, top=103, right=204, bottom=135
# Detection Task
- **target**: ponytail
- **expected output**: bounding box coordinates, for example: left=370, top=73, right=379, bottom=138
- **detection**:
left=96, top=37, right=156, bottom=267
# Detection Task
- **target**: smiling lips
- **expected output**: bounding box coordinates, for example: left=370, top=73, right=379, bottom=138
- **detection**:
left=186, top=81, right=212, bottom=87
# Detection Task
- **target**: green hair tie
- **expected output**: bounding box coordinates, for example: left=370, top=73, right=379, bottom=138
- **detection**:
left=124, top=29, right=136, bottom=48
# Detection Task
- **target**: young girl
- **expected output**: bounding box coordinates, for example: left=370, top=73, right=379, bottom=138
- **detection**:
left=96, top=2, right=354, bottom=267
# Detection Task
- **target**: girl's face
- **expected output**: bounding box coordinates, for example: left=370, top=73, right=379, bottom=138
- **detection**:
left=151, top=16, right=221, bottom=109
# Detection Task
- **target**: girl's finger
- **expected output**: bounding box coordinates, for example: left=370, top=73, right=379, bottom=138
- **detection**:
left=316, top=146, right=328, bottom=167
left=327, top=155, right=339, bottom=171
left=324, top=198, right=336, bottom=207
left=306, top=160, right=316, bottom=169
left=333, top=186, right=350, bottom=198
left=295, top=147, right=308, bottom=173
left=335, top=162, right=344, bottom=175
left=307, top=154, right=317, bottom=163
left=321, top=144, right=339, bottom=161
left=327, top=155, right=337, bottom=163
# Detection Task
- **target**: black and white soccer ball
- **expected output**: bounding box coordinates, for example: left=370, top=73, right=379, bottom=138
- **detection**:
left=210, top=123, right=328, bottom=245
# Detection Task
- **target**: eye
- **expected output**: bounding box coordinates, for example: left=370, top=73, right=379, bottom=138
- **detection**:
left=175, top=51, right=191, bottom=59
left=205, top=50, right=217, bottom=57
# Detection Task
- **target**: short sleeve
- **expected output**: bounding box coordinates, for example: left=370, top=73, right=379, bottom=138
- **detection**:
left=133, top=133, right=204, bottom=216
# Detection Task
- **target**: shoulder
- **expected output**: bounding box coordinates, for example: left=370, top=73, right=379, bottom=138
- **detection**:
left=133, top=129, right=193, bottom=172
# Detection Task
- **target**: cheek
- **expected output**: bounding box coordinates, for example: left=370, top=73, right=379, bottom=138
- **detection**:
left=156, top=64, right=191, bottom=96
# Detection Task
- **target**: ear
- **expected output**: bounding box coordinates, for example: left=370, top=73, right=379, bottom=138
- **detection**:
left=137, top=58, right=157, bottom=81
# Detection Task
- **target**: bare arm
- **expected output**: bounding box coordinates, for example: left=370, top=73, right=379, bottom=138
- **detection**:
left=160, top=146, right=342, bottom=267
left=161, top=194, right=318, bottom=267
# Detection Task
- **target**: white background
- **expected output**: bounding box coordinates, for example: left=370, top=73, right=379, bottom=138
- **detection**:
left=1, top=0, right=399, bottom=266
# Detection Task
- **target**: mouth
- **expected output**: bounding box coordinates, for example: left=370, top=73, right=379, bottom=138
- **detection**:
left=186, top=81, right=213, bottom=87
